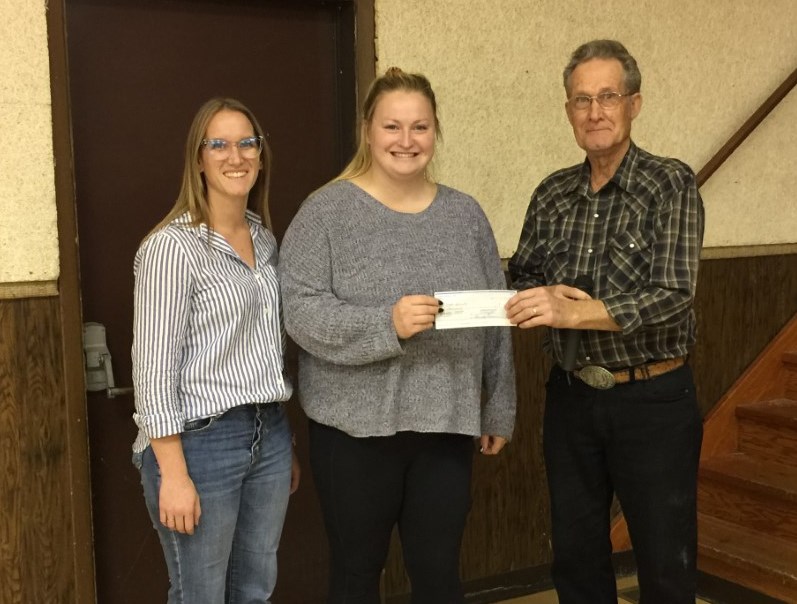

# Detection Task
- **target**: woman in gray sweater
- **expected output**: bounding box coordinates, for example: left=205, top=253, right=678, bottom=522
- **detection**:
left=279, top=68, right=516, bottom=603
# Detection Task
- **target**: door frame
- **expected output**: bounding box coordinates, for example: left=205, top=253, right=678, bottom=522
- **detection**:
left=49, top=1, right=375, bottom=601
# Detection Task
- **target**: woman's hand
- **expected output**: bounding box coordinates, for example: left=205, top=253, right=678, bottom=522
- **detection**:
left=159, top=474, right=201, bottom=535
left=151, top=434, right=201, bottom=534
left=479, top=435, right=507, bottom=455
left=392, top=295, right=441, bottom=339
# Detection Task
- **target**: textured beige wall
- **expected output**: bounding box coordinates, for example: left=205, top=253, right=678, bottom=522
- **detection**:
left=3, top=2, right=794, bottom=286
left=375, top=0, right=797, bottom=257
left=0, top=0, right=57, bottom=284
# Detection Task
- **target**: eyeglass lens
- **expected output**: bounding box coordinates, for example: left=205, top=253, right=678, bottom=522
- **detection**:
left=571, top=92, right=624, bottom=110
left=202, top=137, right=263, bottom=158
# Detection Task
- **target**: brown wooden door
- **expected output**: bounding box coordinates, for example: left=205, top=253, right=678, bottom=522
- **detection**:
left=66, top=1, right=355, bottom=601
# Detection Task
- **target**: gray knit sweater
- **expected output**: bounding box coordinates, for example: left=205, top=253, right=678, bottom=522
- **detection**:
left=278, top=181, right=516, bottom=439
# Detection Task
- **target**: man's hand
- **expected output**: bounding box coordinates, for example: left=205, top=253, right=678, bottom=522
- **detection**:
left=505, top=284, right=592, bottom=329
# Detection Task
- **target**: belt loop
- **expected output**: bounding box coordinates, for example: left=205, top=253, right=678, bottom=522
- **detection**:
left=628, top=366, right=636, bottom=383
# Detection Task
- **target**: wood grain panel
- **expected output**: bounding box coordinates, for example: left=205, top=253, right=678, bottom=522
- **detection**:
left=698, top=479, right=797, bottom=541
left=738, top=401, right=797, bottom=465
left=690, top=254, right=797, bottom=417
left=0, top=303, right=24, bottom=604
left=698, top=513, right=797, bottom=603
left=0, top=298, right=75, bottom=604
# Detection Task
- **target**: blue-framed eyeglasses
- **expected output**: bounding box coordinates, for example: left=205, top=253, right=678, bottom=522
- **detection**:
left=200, top=135, right=264, bottom=159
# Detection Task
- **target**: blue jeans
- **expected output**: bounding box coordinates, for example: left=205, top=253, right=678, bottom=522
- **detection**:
left=133, top=403, right=292, bottom=604
left=544, top=364, right=702, bottom=604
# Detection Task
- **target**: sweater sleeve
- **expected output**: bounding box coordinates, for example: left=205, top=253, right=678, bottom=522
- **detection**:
left=474, top=205, right=517, bottom=439
left=278, top=194, right=404, bottom=366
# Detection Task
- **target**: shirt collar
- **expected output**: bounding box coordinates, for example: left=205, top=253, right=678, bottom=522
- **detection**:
left=176, top=210, right=265, bottom=259
left=175, top=209, right=263, bottom=235
left=554, top=141, right=640, bottom=211
left=608, top=141, right=639, bottom=194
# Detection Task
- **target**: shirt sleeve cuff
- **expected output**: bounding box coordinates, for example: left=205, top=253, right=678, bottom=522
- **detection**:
left=134, top=410, right=185, bottom=440
left=602, top=294, right=642, bottom=335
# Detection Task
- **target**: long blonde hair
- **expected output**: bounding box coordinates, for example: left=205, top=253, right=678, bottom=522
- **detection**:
left=335, top=67, right=442, bottom=182
left=147, top=97, right=273, bottom=237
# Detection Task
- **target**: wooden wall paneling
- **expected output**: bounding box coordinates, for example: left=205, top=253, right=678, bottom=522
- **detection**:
left=48, top=0, right=100, bottom=601
left=0, top=302, right=23, bottom=604
left=460, top=326, right=553, bottom=578
left=0, top=298, right=75, bottom=604
left=691, top=254, right=797, bottom=416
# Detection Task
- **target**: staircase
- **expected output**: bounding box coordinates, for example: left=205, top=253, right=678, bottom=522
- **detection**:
left=697, top=318, right=797, bottom=602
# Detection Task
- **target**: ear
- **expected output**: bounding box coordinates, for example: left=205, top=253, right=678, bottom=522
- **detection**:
left=630, top=93, right=643, bottom=120
left=565, top=101, right=576, bottom=127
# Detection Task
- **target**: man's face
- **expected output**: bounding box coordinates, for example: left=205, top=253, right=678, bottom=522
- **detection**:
left=565, top=58, right=641, bottom=161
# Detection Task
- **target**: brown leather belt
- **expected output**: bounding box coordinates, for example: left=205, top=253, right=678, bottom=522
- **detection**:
left=574, top=357, right=686, bottom=390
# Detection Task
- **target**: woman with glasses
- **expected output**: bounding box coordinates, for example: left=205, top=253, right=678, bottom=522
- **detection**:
left=131, top=97, right=299, bottom=603
left=279, top=68, right=516, bottom=603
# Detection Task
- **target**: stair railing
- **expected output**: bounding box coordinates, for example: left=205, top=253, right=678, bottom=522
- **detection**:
left=696, top=67, right=797, bottom=187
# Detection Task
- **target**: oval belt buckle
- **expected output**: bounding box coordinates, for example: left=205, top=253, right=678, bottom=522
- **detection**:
left=576, top=365, right=616, bottom=390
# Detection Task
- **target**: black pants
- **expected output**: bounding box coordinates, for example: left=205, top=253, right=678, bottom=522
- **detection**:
left=309, top=420, right=473, bottom=604
left=544, top=364, right=703, bottom=604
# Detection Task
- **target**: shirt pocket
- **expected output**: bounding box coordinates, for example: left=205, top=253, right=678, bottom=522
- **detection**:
left=540, top=237, right=571, bottom=282
left=607, top=230, right=650, bottom=292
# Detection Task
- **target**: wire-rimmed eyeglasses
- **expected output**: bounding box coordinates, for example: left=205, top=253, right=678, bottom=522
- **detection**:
left=200, top=135, right=264, bottom=159
left=568, top=92, right=634, bottom=111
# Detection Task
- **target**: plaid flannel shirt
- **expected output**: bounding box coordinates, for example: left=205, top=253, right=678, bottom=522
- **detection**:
left=509, top=142, right=704, bottom=369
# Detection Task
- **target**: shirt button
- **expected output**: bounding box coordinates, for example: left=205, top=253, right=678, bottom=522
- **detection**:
left=594, top=213, right=599, bottom=218
left=585, top=356, right=591, bottom=361
left=629, top=243, right=635, bottom=249
left=587, top=248, right=593, bottom=253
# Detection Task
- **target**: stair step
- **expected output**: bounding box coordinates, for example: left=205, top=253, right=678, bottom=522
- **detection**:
left=738, top=398, right=797, bottom=427
left=737, top=399, right=797, bottom=465
left=700, top=453, right=797, bottom=500
left=699, top=453, right=797, bottom=541
left=698, top=513, right=797, bottom=602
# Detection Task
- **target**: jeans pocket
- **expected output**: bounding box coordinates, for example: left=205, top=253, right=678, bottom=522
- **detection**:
left=183, top=415, right=216, bottom=433
left=131, top=451, right=143, bottom=470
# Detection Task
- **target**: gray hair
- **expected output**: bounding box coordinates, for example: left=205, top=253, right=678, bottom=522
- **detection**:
left=563, top=40, right=641, bottom=95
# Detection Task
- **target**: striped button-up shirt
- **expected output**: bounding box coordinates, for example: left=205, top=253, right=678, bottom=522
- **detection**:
left=509, top=143, right=704, bottom=369
left=132, top=210, right=292, bottom=453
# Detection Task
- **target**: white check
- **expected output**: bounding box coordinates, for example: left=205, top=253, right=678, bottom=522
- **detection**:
left=434, top=290, right=516, bottom=329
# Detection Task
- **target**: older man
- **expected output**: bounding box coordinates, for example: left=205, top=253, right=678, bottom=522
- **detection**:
left=507, top=40, right=704, bottom=603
